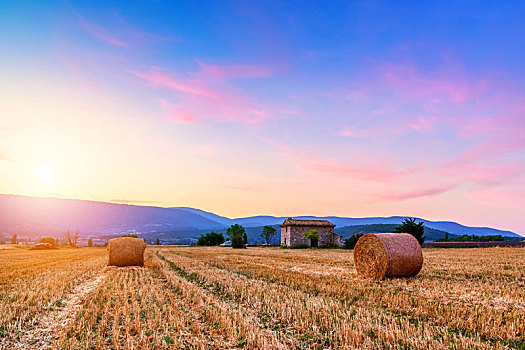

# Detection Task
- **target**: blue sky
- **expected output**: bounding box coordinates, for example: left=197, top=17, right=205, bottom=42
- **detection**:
left=1, top=1, right=524, bottom=234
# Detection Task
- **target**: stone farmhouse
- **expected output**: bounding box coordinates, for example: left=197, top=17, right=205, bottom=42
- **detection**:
left=280, top=218, right=343, bottom=247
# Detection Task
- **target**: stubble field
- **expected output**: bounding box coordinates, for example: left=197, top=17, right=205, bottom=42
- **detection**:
left=0, top=246, right=523, bottom=349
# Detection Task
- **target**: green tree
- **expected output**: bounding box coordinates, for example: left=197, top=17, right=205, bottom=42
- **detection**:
left=11, top=234, right=18, bottom=245
left=156, top=237, right=160, bottom=245
left=39, top=237, right=57, bottom=246
left=393, top=218, right=425, bottom=245
left=226, top=224, right=246, bottom=249
left=303, top=229, right=319, bottom=247
left=343, top=233, right=364, bottom=249
left=197, top=231, right=225, bottom=246
left=87, top=238, right=93, bottom=247
left=260, top=226, right=277, bottom=245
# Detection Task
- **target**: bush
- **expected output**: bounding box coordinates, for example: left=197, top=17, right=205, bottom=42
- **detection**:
left=197, top=231, right=225, bottom=246
left=38, top=237, right=57, bottom=246
left=343, top=234, right=364, bottom=249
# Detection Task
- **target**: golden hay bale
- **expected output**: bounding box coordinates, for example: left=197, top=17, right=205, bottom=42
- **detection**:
left=108, top=237, right=146, bottom=267
left=353, top=233, right=423, bottom=280
left=31, top=243, right=58, bottom=250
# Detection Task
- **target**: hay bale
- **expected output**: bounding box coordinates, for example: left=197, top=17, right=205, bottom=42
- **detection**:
left=108, top=237, right=146, bottom=267
left=353, top=233, right=423, bottom=280
left=31, top=243, right=58, bottom=250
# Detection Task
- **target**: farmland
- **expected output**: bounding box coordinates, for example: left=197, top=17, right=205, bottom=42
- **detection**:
left=1, top=246, right=524, bottom=349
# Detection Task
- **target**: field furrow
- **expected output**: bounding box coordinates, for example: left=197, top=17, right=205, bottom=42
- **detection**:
left=167, top=247, right=524, bottom=348
left=1, top=246, right=523, bottom=350
left=158, top=249, right=502, bottom=349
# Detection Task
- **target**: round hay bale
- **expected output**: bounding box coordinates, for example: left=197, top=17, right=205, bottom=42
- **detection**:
left=31, top=243, right=58, bottom=250
left=353, top=233, right=423, bottom=280
left=108, top=237, right=146, bottom=267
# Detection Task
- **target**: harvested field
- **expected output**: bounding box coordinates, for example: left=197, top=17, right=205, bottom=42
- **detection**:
left=0, top=246, right=523, bottom=349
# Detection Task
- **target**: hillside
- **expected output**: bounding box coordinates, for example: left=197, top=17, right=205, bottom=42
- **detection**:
left=0, top=194, right=223, bottom=236
left=0, top=194, right=521, bottom=240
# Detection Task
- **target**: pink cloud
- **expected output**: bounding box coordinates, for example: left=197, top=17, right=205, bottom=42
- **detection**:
left=74, top=13, right=128, bottom=48
left=408, top=116, right=437, bottom=132
left=338, top=126, right=376, bottom=138
left=164, top=107, right=197, bottom=124
left=299, top=158, right=402, bottom=183
left=132, top=63, right=274, bottom=124
left=379, top=184, right=457, bottom=201
left=466, top=187, right=525, bottom=209
left=131, top=68, right=218, bottom=99
left=197, top=61, right=273, bottom=79
left=378, top=61, right=487, bottom=103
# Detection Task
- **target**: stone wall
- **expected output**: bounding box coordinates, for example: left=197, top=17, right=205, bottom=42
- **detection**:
left=281, top=225, right=343, bottom=247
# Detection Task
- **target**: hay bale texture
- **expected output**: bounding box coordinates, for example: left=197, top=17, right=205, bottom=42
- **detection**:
left=31, top=243, right=58, bottom=250
left=354, top=233, right=423, bottom=280
left=108, top=237, right=146, bottom=267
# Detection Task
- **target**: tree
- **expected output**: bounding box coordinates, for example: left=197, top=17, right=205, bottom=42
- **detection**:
left=393, top=218, right=425, bottom=245
left=260, top=226, right=277, bottom=245
left=87, top=238, right=93, bottom=247
left=39, top=237, right=57, bottom=246
left=243, top=232, right=248, bottom=245
left=343, top=233, right=364, bottom=249
left=226, top=224, right=246, bottom=249
left=55, top=238, right=59, bottom=246
left=197, top=231, right=225, bottom=246
left=64, top=229, right=80, bottom=247
left=121, top=234, right=138, bottom=238
left=303, top=229, right=319, bottom=248
left=156, top=237, right=160, bottom=245
left=11, top=234, right=18, bottom=245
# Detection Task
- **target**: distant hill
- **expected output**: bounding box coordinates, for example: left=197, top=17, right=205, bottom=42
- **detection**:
left=0, top=194, right=521, bottom=241
left=0, top=194, right=224, bottom=236
left=173, top=207, right=234, bottom=226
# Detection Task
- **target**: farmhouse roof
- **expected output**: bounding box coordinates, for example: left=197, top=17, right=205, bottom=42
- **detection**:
left=281, top=218, right=336, bottom=227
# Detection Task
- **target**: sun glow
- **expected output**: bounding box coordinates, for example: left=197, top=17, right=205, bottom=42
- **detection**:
left=36, top=166, right=54, bottom=183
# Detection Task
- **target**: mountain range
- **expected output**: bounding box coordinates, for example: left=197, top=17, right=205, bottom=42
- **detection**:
left=0, top=194, right=521, bottom=243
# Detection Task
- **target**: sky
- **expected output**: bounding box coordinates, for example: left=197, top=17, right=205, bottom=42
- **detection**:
left=0, top=1, right=524, bottom=234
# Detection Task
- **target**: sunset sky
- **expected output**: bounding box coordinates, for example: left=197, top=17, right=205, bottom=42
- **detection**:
left=1, top=1, right=524, bottom=234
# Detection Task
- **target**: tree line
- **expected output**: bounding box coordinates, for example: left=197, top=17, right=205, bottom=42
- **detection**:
left=196, top=224, right=278, bottom=248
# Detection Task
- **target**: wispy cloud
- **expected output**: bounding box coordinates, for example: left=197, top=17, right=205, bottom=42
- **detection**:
left=78, top=16, right=128, bottom=47
left=197, top=61, right=274, bottom=79
left=302, top=158, right=402, bottom=183
left=465, top=186, right=525, bottom=209
left=379, top=184, right=457, bottom=201
left=377, top=61, right=487, bottom=103
left=131, top=63, right=274, bottom=124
